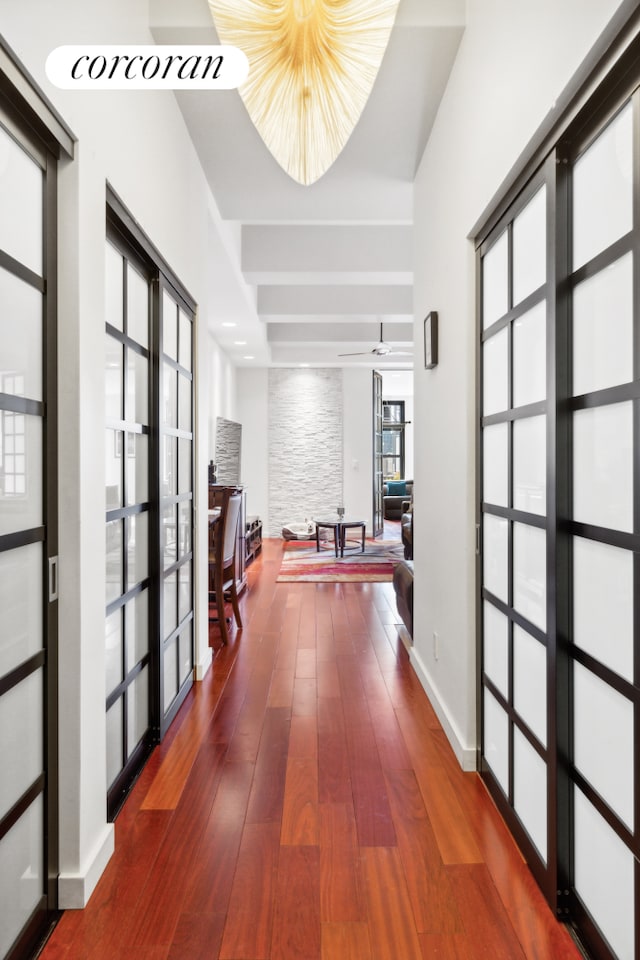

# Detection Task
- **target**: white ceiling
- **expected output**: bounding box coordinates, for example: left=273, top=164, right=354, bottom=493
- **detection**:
left=150, top=0, right=465, bottom=368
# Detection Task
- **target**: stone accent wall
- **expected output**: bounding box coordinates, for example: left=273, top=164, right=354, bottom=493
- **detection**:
left=214, top=416, right=242, bottom=484
left=268, top=368, right=343, bottom=536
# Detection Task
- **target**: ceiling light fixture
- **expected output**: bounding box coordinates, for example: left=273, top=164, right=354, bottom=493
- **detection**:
left=208, top=0, right=400, bottom=185
left=221, top=321, right=237, bottom=327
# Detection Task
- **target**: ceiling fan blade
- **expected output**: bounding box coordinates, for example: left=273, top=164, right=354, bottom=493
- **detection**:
left=338, top=324, right=414, bottom=357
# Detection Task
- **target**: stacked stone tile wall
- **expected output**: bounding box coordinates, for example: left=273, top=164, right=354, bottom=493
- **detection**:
left=268, top=368, right=343, bottom=536
left=214, top=416, right=242, bottom=484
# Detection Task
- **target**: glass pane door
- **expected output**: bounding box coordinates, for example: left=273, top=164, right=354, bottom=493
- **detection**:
left=479, top=176, right=551, bottom=890
left=565, top=98, right=636, bottom=960
left=159, top=283, right=194, bottom=734
left=372, top=371, right=383, bottom=537
left=105, top=198, right=197, bottom=809
left=104, top=239, right=153, bottom=819
left=478, top=80, right=640, bottom=960
left=0, top=117, right=56, bottom=959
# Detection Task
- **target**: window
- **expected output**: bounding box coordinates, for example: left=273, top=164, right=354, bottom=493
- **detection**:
left=382, top=400, right=405, bottom=479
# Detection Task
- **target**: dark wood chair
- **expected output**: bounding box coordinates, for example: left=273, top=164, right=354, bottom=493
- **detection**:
left=208, top=487, right=243, bottom=645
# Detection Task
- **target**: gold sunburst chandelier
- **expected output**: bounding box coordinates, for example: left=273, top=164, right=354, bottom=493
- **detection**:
left=208, top=0, right=400, bottom=185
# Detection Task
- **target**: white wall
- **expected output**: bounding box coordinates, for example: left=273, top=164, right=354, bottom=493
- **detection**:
left=208, top=334, right=238, bottom=460
left=2, top=0, right=247, bottom=905
left=411, top=0, right=625, bottom=769
left=236, top=367, right=269, bottom=527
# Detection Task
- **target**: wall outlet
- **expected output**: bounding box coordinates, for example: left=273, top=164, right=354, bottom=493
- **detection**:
left=433, top=630, right=439, bottom=660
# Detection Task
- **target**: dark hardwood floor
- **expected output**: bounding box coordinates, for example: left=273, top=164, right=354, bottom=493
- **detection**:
left=40, top=538, right=582, bottom=960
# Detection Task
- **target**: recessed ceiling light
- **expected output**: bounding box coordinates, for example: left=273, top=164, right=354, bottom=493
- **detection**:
left=243, top=355, right=255, bottom=360
left=234, top=340, right=247, bottom=346
left=300, top=363, right=310, bottom=368
left=221, top=322, right=236, bottom=328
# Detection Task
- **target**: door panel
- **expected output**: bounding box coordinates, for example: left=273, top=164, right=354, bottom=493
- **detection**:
left=573, top=785, right=634, bottom=960
left=513, top=727, right=547, bottom=863
left=571, top=101, right=632, bottom=270
left=0, top=111, right=57, bottom=960
left=104, top=238, right=153, bottom=819
left=572, top=537, right=633, bottom=681
left=512, top=184, right=546, bottom=304
left=0, top=125, right=43, bottom=274
left=512, top=302, right=546, bottom=406
left=565, top=97, right=637, bottom=960
left=479, top=171, right=551, bottom=901
left=0, top=543, right=42, bottom=676
left=572, top=402, right=633, bottom=532
left=372, top=371, right=383, bottom=537
left=478, top=80, right=640, bottom=960
left=0, top=793, right=44, bottom=958
left=158, top=282, right=194, bottom=732
left=572, top=252, right=632, bottom=396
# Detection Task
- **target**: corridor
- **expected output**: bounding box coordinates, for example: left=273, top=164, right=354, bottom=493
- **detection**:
left=40, top=540, right=582, bottom=960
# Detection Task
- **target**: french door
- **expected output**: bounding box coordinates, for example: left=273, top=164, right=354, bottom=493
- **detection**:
left=0, top=109, right=58, bottom=958
left=104, top=201, right=195, bottom=817
left=478, top=65, right=640, bottom=960
left=372, top=371, right=383, bottom=537
left=157, top=278, right=194, bottom=737
left=105, top=232, right=154, bottom=819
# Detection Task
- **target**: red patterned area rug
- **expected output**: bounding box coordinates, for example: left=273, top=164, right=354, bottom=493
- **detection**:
left=277, top=538, right=404, bottom=583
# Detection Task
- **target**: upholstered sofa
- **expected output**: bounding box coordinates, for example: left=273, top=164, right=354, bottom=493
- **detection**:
left=393, top=560, right=413, bottom=636
left=401, top=506, right=413, bottom=560
left=383, top=480, right=413, bottom=520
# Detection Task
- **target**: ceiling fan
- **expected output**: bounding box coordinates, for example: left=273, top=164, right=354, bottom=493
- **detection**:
left=338, top=323, right=413, bottom=358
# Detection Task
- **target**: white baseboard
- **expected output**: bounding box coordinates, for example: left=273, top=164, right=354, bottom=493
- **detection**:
left=409, top=646, right=477, bottom=772
left=398, top=623, right=412, bottom=654
left=194, top=648, right=213, bottom=681
left=58, top=822, right=115, bottom=908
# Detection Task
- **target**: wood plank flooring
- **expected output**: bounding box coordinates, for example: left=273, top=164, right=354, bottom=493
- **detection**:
left=40, top=538, right=583, bottom=960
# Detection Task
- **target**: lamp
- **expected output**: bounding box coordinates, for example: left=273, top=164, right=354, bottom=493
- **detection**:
left=208, top=0, right=400, bottom=185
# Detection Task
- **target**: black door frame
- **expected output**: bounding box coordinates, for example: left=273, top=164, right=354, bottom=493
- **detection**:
left=0, top=36, right=74, bottom=960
